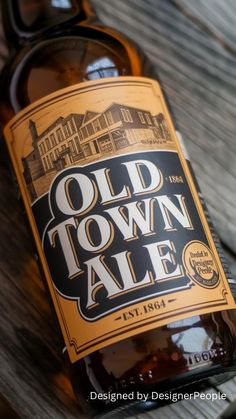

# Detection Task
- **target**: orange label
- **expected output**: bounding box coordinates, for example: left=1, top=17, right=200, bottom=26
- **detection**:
left=4, top=77, right=236, bottom=362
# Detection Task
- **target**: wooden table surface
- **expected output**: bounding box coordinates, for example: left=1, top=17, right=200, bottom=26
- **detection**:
left=1, top=1, right=236, bottom=418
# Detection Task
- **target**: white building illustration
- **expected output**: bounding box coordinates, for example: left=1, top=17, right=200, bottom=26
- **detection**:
left=22, top=103, right=172, bottom=201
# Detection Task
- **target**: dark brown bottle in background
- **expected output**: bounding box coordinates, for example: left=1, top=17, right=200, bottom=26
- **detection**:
left=1, top=1, right=236, bottom=417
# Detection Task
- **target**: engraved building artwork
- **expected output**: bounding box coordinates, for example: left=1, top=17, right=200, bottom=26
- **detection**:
left=22, top=103, right=172, bottom=201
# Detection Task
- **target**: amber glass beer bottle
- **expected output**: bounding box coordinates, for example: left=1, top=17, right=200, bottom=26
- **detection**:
left=1, top=0, right=236, bottom=416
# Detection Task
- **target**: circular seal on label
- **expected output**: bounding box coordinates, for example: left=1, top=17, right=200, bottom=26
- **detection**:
left=182, top=241, right=220, bottom=288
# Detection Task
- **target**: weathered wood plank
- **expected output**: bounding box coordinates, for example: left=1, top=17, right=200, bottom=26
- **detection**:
left=0, top=164, right=84, bottom=418
left=174, top=0, right=236, bottom=55
left=217, top=377, right=236, bottom=402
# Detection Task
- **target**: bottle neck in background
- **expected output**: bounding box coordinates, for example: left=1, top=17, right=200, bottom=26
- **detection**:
left=1, top=0, right=96, bottom=51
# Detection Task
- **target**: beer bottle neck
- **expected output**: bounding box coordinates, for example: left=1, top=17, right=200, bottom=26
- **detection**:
left=2, top=0, right=96, bottom=50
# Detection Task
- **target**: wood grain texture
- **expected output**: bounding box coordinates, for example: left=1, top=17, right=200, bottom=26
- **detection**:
left=0, top=172, right=84, bottom=417
left=174, top=0, right=236, bottom=55
left=0, top=1, right=236, bottom=418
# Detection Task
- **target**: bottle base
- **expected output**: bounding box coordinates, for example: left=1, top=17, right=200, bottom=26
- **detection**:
left=91, top=363, right=236, bottom=418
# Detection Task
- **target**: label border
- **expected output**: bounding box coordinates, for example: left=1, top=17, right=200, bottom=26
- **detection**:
left=4, top=76, right=235, bottom=362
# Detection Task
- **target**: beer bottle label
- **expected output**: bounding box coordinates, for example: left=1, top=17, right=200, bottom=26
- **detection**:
left=4, top=77, right=236, bottom=362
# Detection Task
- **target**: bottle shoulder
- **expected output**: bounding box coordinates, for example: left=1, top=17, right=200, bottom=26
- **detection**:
left=0, top=25, right=155, bottom=124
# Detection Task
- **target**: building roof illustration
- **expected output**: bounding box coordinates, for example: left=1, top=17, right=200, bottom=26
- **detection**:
left=37, top=117, right=64, bottom=139
left=82, top=110, right=99, bottom=124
